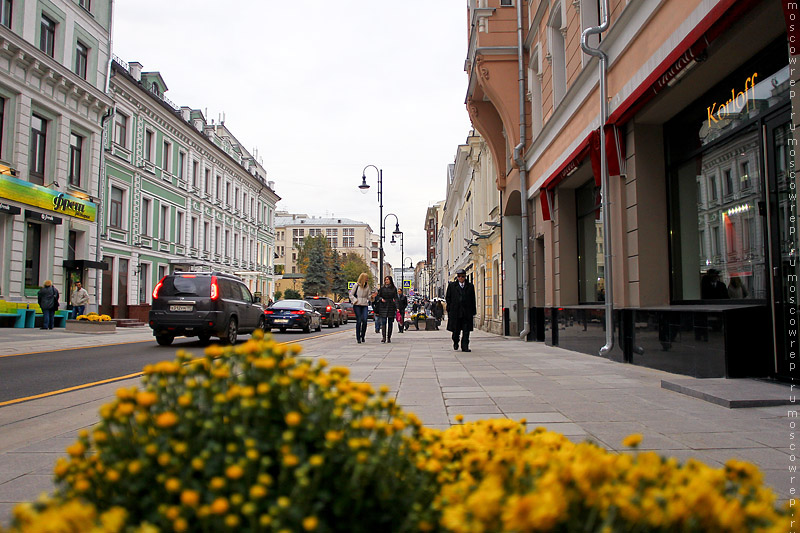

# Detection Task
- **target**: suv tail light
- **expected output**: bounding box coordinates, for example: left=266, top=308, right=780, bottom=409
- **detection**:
left=326, top=305, right=332, bottom=312
left=210, top=275, right=220, bottom=300
left=152, top=277, right=165, bottom=300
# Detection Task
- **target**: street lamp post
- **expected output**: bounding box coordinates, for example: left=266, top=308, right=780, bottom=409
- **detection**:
left=359, top=165, right=383, bottom=279
left=404, top=257, right=414, bottom=294
left=390, top=227, right=403, bottom=292
left=383, top=212, right=402, bottom=286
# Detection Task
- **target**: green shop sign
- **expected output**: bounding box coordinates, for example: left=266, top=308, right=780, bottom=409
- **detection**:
left=0, top=174, right=96, bottom=222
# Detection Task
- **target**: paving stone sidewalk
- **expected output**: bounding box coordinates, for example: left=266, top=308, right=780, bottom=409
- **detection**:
left=0, top=326, right=792, bottom=526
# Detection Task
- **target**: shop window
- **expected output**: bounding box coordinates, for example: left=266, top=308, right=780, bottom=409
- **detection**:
left=67, top=230, right=77, bottom=261
left=29, top=114, right=47, bottom=185
left=25, top=222, right=41, bottom=289
left=68, top=133, right=83, bottom=187
left=138, top=262, right=150, bottom=304
left=576, top=180, right=604, bottom=303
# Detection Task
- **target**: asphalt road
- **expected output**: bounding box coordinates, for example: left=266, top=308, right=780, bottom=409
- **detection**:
left=0, top=323, right=355, bottom=404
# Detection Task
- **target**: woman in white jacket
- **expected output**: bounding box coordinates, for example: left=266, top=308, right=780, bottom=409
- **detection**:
left=349, top=272, right=372, bottom=343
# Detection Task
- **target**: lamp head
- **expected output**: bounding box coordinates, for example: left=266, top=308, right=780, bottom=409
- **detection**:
left=390, top=235, right=396, bottom=245
left=358, top=175, right=370, bottom=194
left=392, top=223, right=401, bottom=235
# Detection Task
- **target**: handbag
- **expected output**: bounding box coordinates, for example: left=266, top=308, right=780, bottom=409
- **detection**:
left=396, top=310, right=402, bottom=323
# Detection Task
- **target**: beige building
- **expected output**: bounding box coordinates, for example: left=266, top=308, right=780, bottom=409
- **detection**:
left=274, top=211, right=379, bottom=294
left=464, top=0, right=795, bottom=378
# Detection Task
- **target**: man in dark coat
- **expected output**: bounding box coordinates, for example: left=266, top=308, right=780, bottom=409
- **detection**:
left=445, top=269, right=476, bottom=352
left=396, top=288, right=408, bottom=333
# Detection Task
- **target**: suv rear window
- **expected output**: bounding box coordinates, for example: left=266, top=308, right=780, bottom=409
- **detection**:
left=159, top=275, right=212, bottom=297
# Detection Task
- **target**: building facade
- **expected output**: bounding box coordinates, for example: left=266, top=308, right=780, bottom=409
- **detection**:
left=441, top=130, right=503, bottom=334
left=274, top=211, right=379, bottom=294
left=101, top=58, right=279, bottom=320
left=465, top=0, right=797, bottom=379
left=0, top=0, right=113, bottom=308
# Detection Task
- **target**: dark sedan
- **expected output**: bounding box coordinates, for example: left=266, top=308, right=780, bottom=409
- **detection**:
left=264, top=300, right=322, bottom=333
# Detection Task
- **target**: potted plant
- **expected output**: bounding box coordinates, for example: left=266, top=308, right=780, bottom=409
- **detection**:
left=65, top=312, right=116, bottom=334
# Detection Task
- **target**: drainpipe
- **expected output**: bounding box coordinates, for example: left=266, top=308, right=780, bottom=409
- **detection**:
left=514, top=0, right=531, bottom=341
left=580, top=0, right=613, bottom=356
left=95, top=0, right=114, bottom=310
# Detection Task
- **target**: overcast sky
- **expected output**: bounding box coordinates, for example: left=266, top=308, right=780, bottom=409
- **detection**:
left=112, top=1, right=473, bottom=271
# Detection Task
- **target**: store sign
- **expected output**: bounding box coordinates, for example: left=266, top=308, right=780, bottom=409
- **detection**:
left=25, top=210, right=62, bottom=225
left=0, top=174, right=96, bottom=221
left=706, top=73, right=758, bottom=128
left=0, top=202, right=21, bottom=215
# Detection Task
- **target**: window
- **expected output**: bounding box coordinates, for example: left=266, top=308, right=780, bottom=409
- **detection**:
left=25, top=223, right=41, bottom=289
left=160, top=204, right=169, bottom=240
left=343, top=237, right=355, bottom=247
left=343, top=228, right=354, bottom=236
left=78, top=0, right=90, bottom=11
left=724, top=169, right=733, bottom=196
left=29, top=114, right=47, bottom=185
left=138, top=263, right=149, bottom=304
left=109, top=186, right=123, bottom=229
left=204, top=169, right=210, bottom=194
left=500, top=0, right=513, bottom=5
left=141, top=197, right=151, bottom=236
left=225, top=182, right=231, bottom=206
left=1, top=0, right=11, bottom=28
left=178, top=151, right=185, bottom=179
left=547, top=5, right=567, bottom=107
left=215, top=175, right=222, bottom=200
left=75, top=41, right=88, bottom=79
left=576, top=180, right=604, bottom=303
left=176, top=211, right=184, bottom=245
left=192, top=161, right=199, bottom=188
left=190, top=217, right=199, bottom=248
left=708, top=175, right=717, bottom=202
left=225, top=230, right=230, bottom=255
left=327, top=237, right=338, bottom=248
left=740, top=160, right=751, bottom=189
left=145, top=130, right=153, bottom=162
left=113, top=112, right=128, bottom=147
left=326, top=228, right=338, bottom=236
left=68, top=133, right=83, bottom=187
left=203, top=221, right=209, bottom=250
left=215, top=226, right=220, bottom=254
left=162, top=140, right=171, bottom=172
left=0, top=96, right=5, bottom=153
left=39, top=14, right=55, bottom=57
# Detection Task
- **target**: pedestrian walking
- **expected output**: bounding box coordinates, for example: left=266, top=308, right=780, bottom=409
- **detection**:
left=70, top=281, right=89, bottom=319
left=349, top=272, right=371, bottom=344
left=433, top=299, right=444, bottom=330
left=376, top=276, right=399, bottom=343
left=37, top=280, right=59, bottom=330
left=372, top=291, right=381, bottom=334
left=396, top=288, right=408, bottom=334
left=445, top=269, right=476, bottom=352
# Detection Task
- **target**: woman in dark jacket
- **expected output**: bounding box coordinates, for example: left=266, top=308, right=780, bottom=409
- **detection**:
left=376, top=275, right=398, bottom=343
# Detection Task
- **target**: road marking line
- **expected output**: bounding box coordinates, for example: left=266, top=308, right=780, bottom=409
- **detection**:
left=0, top=331, right=343, bottom=407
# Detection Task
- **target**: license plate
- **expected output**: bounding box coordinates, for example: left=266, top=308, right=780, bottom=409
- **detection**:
left=274, top=319, right=289, bottom=324
left=170, top=305, right=193, bottom=312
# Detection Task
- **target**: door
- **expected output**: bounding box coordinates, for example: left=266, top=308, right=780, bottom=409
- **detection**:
left=100, top=256, right=113, bottom=316
left=764, top=109, right=797, bottom=379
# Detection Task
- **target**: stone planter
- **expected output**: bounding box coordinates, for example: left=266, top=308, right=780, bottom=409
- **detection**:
left=65, top=319, right=117, bottom=334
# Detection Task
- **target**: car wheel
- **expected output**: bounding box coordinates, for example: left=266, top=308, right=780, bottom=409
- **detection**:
left=255, top=316, right=266, bottom=335
left=224, top=317, right=238, bottom=345
left=315, top=321, right=322, bottom=332
left=155, top=334, right=174, bottom=346
left=197, top=333, right=212, bottom=344
left=302, top=322, right=311, bottom=333
left=328, top=316, right=334, bottom=328
left=279, top=328, right=286, bottom=333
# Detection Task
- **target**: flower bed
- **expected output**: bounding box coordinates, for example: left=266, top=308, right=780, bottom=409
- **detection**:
left=65, top=319, right=116, bottom=334
left=1, top=331, right=790, bottom=532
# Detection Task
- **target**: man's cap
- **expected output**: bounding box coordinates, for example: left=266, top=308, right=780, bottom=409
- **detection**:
left=456, top=269, right=466, bottom=275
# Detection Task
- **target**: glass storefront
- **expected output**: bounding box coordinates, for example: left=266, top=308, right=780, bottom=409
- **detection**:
left=666, top=38, right=789, bottom=303
left=576, top=179, right=604, bottom=303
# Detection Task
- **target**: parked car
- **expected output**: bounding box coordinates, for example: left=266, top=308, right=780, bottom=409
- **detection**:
left=304, top=296, right=340, bottom=328
left=339, top=302, right=356, bottom=321
left=335, top=303, right=348, bottom=324
left=149, top=271, right=264, bottom=346
left=264, top=299, right=321, bottom=333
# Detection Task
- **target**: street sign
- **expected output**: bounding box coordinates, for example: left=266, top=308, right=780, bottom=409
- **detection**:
left=348, top=281, right=356, bottom=290
left=403, top=280, right=411, bottom=289
left=409, top=289, right=415, bottom=297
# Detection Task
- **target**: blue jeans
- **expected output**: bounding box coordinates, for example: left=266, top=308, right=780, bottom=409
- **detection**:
left=377, top=316, right=395, bottom=338
left=353, top=305, right=368, bottom=340
left=72, top=305, right=86, bottom=319
left=42, top=309, right=56, bottom=329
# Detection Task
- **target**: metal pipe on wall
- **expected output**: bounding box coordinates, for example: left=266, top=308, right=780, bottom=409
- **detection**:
left=580, top=0, right=613, bottom=356
left=514, top=0, right=531, bottom=341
